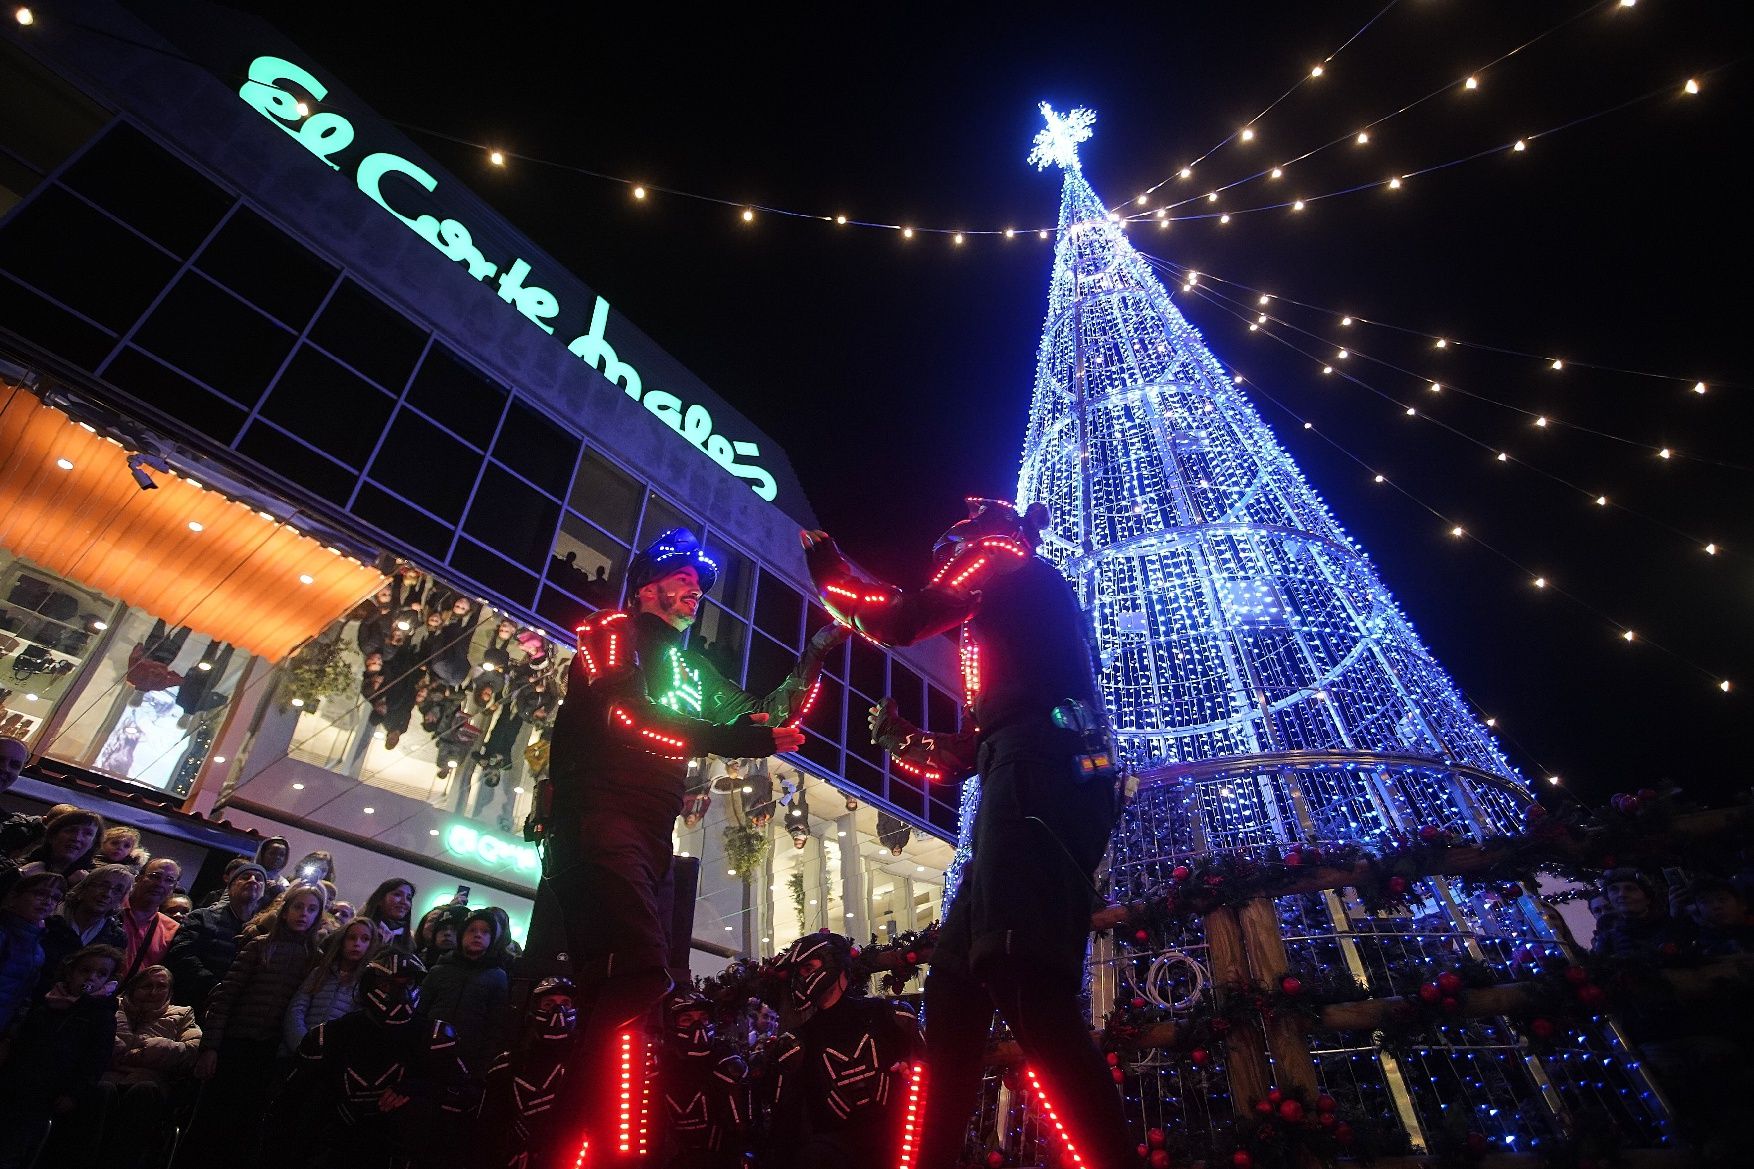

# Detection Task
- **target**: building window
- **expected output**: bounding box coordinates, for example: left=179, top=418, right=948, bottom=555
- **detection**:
left=259, top=344, right=396, bottom=469
left=704, top=541, right=754, bottom=619
left=307, top=277, right=427, bottom=393
left=638, top=492, right=692, bottom=545
left=193, top=203, right=337, bottom=331
left=464, top=465, right=560, bottom=569
left=753, top=571, right=802, bottom=648
left=493, top=399, right=578, bottom=501
left=103, top=347, right=246, bottom=443
left=59, top=122, right=231, bottom=258
left=0, top=39, right=107, bottom=217
left=131, top=271, right=294, bottom=407
left=567, top=448, right=643, bottom=543
left=691, top=601, right=747, bottom=685
left=367, top=408, right=482, bottom=524
left=547, top=515, right=625, bottom=609
left=405, top=343, right=506, bottom=442
left=0, top=183, right=178, bottom=332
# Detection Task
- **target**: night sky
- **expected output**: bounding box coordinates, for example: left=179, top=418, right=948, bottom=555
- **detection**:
left=232, top=0, right=1751, bottom=805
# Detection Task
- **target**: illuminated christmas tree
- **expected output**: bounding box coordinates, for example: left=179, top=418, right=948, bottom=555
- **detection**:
left=992, top=105, right=1671, bottom=1162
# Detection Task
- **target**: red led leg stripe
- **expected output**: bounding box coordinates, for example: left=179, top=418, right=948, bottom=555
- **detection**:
left=975, top=536, right=1030, bottom=559
left=787, top=678, right=824, bottom=729
left=896, top=1061, right=926, bottom=1168
left=573, top=1135, right=589, bottom=1167
left=1024, top=1068, right=1086, bottom=1167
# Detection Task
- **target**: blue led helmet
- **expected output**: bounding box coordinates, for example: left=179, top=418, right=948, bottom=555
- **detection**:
left=627, top=528, right=719, bottom=594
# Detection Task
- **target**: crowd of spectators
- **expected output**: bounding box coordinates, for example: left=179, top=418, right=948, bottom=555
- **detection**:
left=1586, top=864, right=1754, bottom=958
left=0, top=748, right=523, bottom=1169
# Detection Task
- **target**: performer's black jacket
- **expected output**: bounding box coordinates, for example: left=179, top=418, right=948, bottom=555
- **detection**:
left=546, top=610, right=829, bottom=828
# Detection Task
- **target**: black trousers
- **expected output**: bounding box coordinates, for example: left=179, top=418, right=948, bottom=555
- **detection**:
left=531, top=808, right=676, bottom=1164
left=915, top=726, right=1135, bottom=1168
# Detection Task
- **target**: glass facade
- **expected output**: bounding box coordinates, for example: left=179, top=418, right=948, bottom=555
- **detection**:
left=0, top=57, right=959, bottom=963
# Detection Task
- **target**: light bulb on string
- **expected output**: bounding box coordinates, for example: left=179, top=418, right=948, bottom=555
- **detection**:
left=1550, top=359, right=1563, bottom=370
left=1450, top=526, right=1465, bottom=538
left=1311, top=64, right=1325, bottom=77
left=1220, top=213, right=1231, bottom=224
left=837, top=215, right=848, bottom=225
left=1720, top=680, right=1732, bottom=693
left=1658, top=448, right=1672, bottom=459
left=903, top=227, right=913, bottom=238
left=1704, top=543, right=1718, bottom=555
left=1595, top=495, right=1608, bottom=506
left=953, top=233, right=964, bottom=245
left=632, top=185, right=646, bottom=199
left=488, top=149, right=505, bottom=167
left=1241, top=128, right=1256, bottom=142
left=1621, top=630, right=1636, bottom=642
left=1388, top=176, right=1403, bottom=190
left=1513, top=139, right=1527, bottom=152
left=1136, top=193, right=1148, bottom=205
left=1258, top=295, right=1270, bottom=306
left=1038, top=230, right=1048, bottom=239
left=1684, top=78, right=1700, bottom=95
left=1465, top=76, right=1479, bottom=90
left=741, top=208, right=754, bottom=222
left=1693, top=381, right=1707, bottom=394
left=1533, top=577, right=1547, bottom=588
left=1178, top=166, right=1193, bottom=180
left=1270, top=166, right=1283, bottom=179
left=1429, top=383, right=1442, bottom=393
left=1355, top=131, right=1370, bottom=145
left=1534, top=416, right=1548, bottom=427
left=1292, top=199, right=1306, bottom=211
left=1374, top=474, right=1385, bottom=483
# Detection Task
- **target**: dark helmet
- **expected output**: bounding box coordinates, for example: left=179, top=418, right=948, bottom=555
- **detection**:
left=530, top=975, right=578, bottom=1043
left=777, top=931, right=855, bottom=1025
left=662, top=988, right=715, bottom=1055
left=627, top=528, right=719, bottom=594
left=932, top=498, right=1049, bottom=565
left=360, top=951, right=426, bottom=1026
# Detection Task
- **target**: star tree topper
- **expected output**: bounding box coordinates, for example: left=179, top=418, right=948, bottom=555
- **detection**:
left=1028, top=102, right=1096, bottom=172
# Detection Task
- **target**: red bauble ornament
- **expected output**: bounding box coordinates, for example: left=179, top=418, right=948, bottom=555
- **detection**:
left=1388, top=875, right=1409, bottom=894
left=1514, top=947, right=1537, bottom=965
left=1149, top=1151, right=1171, bottom=1169
left=1111, top=1068, right=1125, bottom=1083
left=1319, top=1112, right=1337, bottom=1129
left=1137, top=1145, right=1149, bottom=1159
left=1135, top=929, right=1151, bottom=944
left=1577, top=984, right=1607, bottom=1007
left=1419, top=825, right=1442, bottom=842
left=1441, top=996, right=1461, bottom=1014
left=1316, top=1093, right=1337, bottom=1113
left=1436, top=971, right=1464, bottom=995
left=1267, top=1088, right=1284, bottom=1104
left=1563, top=965, right=1590, bottom=985
left=1335, top=1123, right=1355, bottom=1145
left=1283, top=850, right=1304, bottom=867
left=987, top=1152, right=1005, bottom=1169
left=1530, top=1017, right=1555, bottom=1039
left=1231, top=1152, right=1254, bottom=1169
left=1280, top=976, right=1304, bottom=997
left=1105, top=1051, right=1120, bottom=1066
left=1190, top=1047, right=1210, bottom=1066
left=1131, top=996, right=1147, bottom=1009
left=1254, top=1100, right=1275, bottom=1117
left=905, top=951, right=918, bottom=963
left=1148, top=1127, right=1166, bottom=1148
left=1278, top=1099, right=1304, bottom=1123
left=1418, top=982, right=1442, bottom=1004
left=1171, top=865, right=1191, bottom=882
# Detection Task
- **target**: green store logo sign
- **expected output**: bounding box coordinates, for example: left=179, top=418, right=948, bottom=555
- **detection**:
left=238, top=55, right=778, bottom=502
left=444, top=822, right=540, bottom=875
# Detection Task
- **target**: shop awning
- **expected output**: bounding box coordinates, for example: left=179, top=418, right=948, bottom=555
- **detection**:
left=0, top=385, right=384, bottom=660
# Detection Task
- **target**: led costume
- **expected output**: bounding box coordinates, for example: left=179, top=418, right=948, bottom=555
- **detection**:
left=527, top=527, right=842, bottom=1163
left=475, top=976, right=579, bottom=1169
left=764, top=932, right=921, bottom=1169
left=278, top=952, right=472, bottom=1168
left=804, top=499, right=1134, bottom=1167
left=656, top=989, right=750, bottom=1168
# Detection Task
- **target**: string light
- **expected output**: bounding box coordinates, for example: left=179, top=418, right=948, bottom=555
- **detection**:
left=1694, top=381, right=1708, bottom=394
left=836, top=215, right=847, bottom=225
left=1465, top=76, right=1479, bottom=90
left=1292, top=199, right=1306, bottom=211
left=1657, top=448, right=1672, bottom=459
left=953, top=233, right=964, bottom=245
left=741, top=207, right=754, bottom=222
left=1512, top=139, right=1527, bottom=152
left=1549, top=359, right=1563, bottom=370
left=1240, top=128, right=1255, bottom=142
left=1310, top=64, right=1324, bottom=78
left=1388, top=176, right=1403, bottom=189
left=1270, top=166, right=1283, bottom=179
left=1704, top=543, right=1718, bottom=555
left=903, top=227, right=914, bottom=238
left=1684, top=77, right=1700, bottom=95
left=632, top=185, right=646, bottom=199
left=488, top=149, right=505, bottom=166
left=1621, top=629, right=1636, bottom=642
left=1355, top=130, right=1370, bottom=145
left=1533, top=577, right=1547, bottom=588
left=1595, top=495, right=1608, bottom=506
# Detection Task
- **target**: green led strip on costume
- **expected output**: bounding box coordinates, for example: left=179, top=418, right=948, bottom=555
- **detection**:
left=656, top=645, right=704, bottom=715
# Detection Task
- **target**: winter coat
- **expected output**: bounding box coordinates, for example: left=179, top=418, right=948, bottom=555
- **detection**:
left=0, top=991, right=116, bottom=1104
left=283, top=970, right=362, bottom=1054
left=107, top=1003, right=201, bottom=1085
left=200, top=932, right=314, bottom=1049
left=417, top=952, right=508, bottom=1073
left=163, top=902, right=249, bottom=1013
left=39, top=911, right=127, bottom=994
left=0, top=910, right=45, bottom=1034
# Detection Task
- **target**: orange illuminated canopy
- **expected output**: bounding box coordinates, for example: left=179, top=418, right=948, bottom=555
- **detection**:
left=0, top=387, right=385, bottom=661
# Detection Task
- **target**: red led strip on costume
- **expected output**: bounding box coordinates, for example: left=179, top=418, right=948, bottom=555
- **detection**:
left=576, top=611, right=630, bottom=681
left=616, top=1031, right=651, bottom=1156
left=959, top=633, right=981, bottom=705
left=609, top=705, right=687, bottom=759
left=890, top=755, right=946, bottom=784
left=1024, top=1068, right=1086, bottom=1167
left=896, top=1062, right=926, bottom=1168
left=786, top=677, right=823, bottom=730
left=825, top=581, right=893, bottom=606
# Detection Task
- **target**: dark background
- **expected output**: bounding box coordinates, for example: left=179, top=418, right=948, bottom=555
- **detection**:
left=226, top=0, right=1752, bottom=805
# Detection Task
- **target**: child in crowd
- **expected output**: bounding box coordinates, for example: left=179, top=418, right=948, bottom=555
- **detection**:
left=292, top=849, right=337, bottom=886
left=417, top=907, right=509, bottom=1072
left=161, top=892, right=194, bottom=924
left=101, top=964, right=200, bottom=1169
left=185, top=884, right=324, bottom=1162
left=284, top=916, right=377, bottom=1053
left=0, top=871, right=63, bottom=1034
left=1681, top=876, right=1752, bottom=955
left=414, top=903, right=466, bottom=968
left=363, top=876, right=418, bottom=952
left=97, top=826, right=147, bottom=872
left=0, top=943, right=124, bottom=1168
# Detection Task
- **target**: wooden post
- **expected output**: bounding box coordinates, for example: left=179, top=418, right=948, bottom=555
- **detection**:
left=1237, top=896, right=1321, bottom=1097
left=1203, top=905, right=1272, bottom=1116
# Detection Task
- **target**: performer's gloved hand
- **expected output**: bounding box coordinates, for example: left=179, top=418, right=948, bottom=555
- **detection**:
left=804, top=621, right=849, bottom=662
left=742, top=712, right=806, bottom=755
left=798, top=529, right=848, bottom=586
left=868, top=698, right=922, bottom=754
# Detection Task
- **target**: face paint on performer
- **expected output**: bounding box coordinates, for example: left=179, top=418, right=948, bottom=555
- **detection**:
left=638, top=566, right=703, bottom=632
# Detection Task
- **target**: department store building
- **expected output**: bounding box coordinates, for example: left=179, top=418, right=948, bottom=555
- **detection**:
left=0, top=0, right=961, bottom=973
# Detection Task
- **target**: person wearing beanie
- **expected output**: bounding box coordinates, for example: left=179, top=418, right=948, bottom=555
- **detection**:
left=416, top=906, right=509, bottom=1073
left=163, top=862, right=267, bottom=1018
left=530, top=527, right=844, bottom=1155
left=253, top=836, right=292, bottom=900
left=1679, top=876, right=1753, bottom=956
left=1593, top=867, right=1692, bottom=958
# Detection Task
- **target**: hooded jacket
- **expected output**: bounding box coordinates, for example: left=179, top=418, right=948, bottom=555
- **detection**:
left=417, top=912, right=508, bottom=1072
left=199, top=930, right=315, bottom=1048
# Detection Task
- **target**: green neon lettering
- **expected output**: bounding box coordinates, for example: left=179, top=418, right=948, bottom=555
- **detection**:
left=496, top=258, right=560, bottom=334
left=238, top=56, right=353, bottom=169
left=566, top=296, right=642, bottom=398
